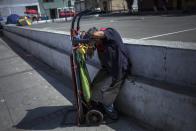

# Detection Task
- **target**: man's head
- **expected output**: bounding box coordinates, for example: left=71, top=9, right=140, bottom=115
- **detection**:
left=87, top=27, right=105, bottom=47
left=87, top=27, right=98, bottom=39
left=85, top=27, right=106, bottom=57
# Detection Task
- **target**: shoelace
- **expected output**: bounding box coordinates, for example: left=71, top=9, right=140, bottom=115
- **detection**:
left=105, top=104, right=114, bottom=112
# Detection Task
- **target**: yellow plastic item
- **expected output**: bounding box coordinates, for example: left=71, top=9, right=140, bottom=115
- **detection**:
left=18, top=17, right=32, bottom=26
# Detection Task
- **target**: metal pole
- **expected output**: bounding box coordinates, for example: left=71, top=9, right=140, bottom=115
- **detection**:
left=111, top=0, right=112, bottom=12
left=123, top=0, right=125, bottom=11
left=63, top=0, right=67, bottom=22
left=80, top=0, right=81, bottom=11
left=39, top=0, right=48, bottom=23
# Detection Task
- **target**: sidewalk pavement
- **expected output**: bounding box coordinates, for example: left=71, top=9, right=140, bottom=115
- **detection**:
left=32, top=15, right=99, bottom=25
left=0, top=37, right=148, bottom=131
left=32, top=17, right=73, bottom=25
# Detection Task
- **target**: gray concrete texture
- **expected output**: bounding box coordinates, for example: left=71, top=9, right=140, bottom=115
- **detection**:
left=4, top=26, right=72, bottom=54
left=3, top=25, right=196, bottom=131
left=117, top=78, right=196, bottom=131
left=126, top=44, right=196, bottom=87
left=4, top=25, right=196, bottom=88
left=0, top=38, right=71, bottom=130
left=0, top=38, right=146, bottom=131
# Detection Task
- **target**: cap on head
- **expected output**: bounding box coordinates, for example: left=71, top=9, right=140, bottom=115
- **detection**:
left=99, top=27, right=107, bottom=31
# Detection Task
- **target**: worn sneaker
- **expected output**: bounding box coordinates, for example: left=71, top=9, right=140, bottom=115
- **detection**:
left=103, top=104, right=119, bottom=120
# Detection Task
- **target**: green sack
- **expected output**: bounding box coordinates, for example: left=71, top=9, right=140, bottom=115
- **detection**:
left=76, top=50, right=91, bottom=103
left=79, top=63, right=91, bottom=103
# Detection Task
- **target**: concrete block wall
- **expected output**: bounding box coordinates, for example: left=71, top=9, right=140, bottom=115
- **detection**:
left=3, top=25, right=196, bottom=131
left=117, top=78, right=196, bottom=131
left=3, top=26, right=72, bottom=54
left=127, top=44, right=196, bottom=88
left=3, top=30, right=73, bottom=78
left=3, top=26, right=196, bottom=88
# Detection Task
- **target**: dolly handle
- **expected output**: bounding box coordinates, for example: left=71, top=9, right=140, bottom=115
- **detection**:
left=71, top=10, right=91, bottom=31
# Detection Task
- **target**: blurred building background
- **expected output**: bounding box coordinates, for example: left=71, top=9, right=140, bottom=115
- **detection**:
left=0, top=0, right=40, bottom=20
left=38, top=0, right=75, bottom=19
left=74, top=0, right=128, bottom=12
left=0, top=0, right=75, bottom=20
left=75, top=0, right=196, bottom=12
left=140, top=0, right=196, bottom=11
left=0, top=0, right=196, bottom=21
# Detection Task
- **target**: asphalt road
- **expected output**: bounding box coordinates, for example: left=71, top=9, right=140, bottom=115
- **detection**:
left=30, top=14, right=196, bottom=43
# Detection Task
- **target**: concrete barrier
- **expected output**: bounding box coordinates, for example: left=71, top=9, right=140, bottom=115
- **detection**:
left=126, top=43, right=196, bottom=88
left=117, top=78, right=196, bottom=131
left=32, top=17, right=73, bottom=25
left=3, top=25, right=196, bottom=131
left=3, top=25, right=196, bottom=88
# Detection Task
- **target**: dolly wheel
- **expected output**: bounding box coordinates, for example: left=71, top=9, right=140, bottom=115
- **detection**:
left=86, top=110, right=103, bottom=125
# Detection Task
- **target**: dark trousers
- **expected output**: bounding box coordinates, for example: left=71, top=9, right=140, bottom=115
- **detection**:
left=0, top=30, right=3, bottom=37
left=91, top=69, right=125, bottom=106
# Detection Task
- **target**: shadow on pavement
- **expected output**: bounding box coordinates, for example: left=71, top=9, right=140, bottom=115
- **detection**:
left=14, top=105, right=77, bottom=130
left=14, top=105, right=148, bottom=131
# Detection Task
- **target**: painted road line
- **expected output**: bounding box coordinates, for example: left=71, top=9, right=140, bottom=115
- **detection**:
left=123, top=38, right=196, bottom=50
left=140, top=27, right=196, bottom=40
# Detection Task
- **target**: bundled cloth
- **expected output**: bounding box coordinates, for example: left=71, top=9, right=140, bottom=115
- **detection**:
left=17, top=16, right=32, bottom=26
left=6, top=14, right=20, bottom=24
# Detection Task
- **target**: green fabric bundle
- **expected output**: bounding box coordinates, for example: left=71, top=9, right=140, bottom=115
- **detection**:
left=76, top=47, right=91, bottom=103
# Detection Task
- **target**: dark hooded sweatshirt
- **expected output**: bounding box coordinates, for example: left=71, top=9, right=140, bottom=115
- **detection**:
left=96, top=28, right=130, bottom=83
